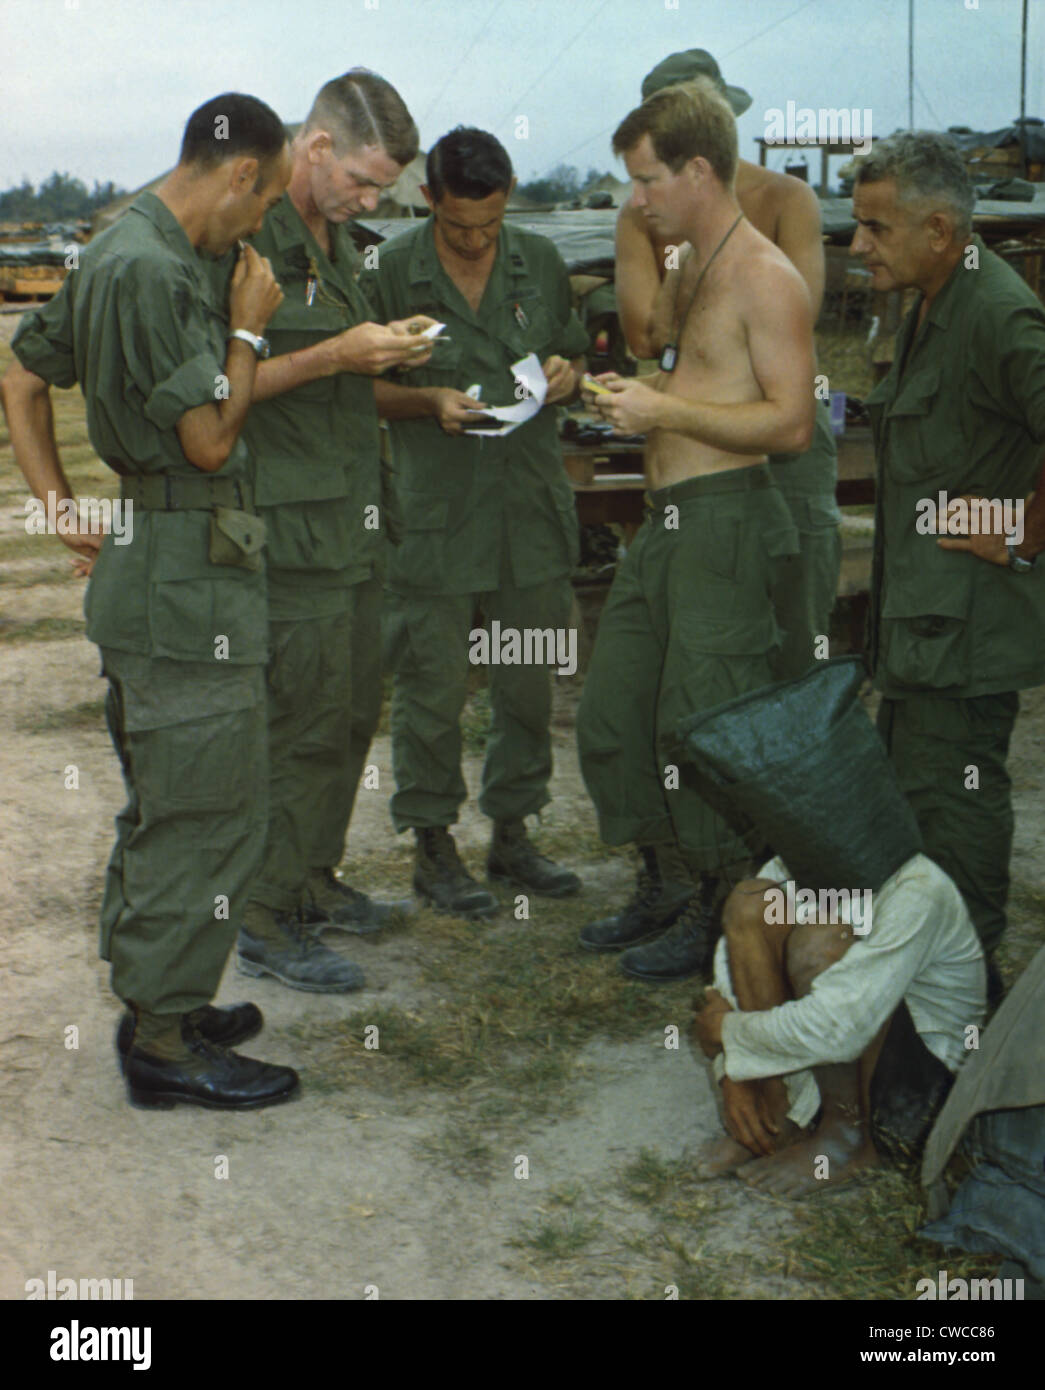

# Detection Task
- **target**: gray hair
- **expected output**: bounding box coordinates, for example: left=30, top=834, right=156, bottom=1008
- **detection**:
left=854, top=130, right=974, bottom=234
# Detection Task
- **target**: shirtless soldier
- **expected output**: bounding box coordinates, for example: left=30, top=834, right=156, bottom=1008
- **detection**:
left=577, top=78, right=814, bottom=981
left=617, top=51, right=841, bottom=688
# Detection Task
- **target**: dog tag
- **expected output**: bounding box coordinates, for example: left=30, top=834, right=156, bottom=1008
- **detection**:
left=659, top=343, right=678, bottom=373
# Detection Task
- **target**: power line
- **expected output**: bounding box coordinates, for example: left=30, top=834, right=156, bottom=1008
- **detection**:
left=913, top=75, right=943, bottom=131
left=417, top=0, right=511, bottom=139
left=720, top=0, right=822, bottom=60
left=530, top=0, right=823, bottom=177
left=491, top=0, right=615, bottom=132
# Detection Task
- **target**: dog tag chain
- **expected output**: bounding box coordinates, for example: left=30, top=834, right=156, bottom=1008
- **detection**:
left=659, top=212, right=744, bottom=374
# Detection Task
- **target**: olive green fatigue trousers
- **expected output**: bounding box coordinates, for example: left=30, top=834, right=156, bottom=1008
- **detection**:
left=384, top=573, right=573, bottom=831
left=99, top=649, right=268, bottom=1015
left=768, top=403, right=842, bottom=679
left=251, top=571, right=383, bottom=913
left=577, top=465, right=798, bottom=876
left=877, top=692, right=1019, bottom=956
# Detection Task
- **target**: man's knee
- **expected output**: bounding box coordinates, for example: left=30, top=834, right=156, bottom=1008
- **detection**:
left=723, top=878, right=781, bottom=937
left=786, top=919, right=855, bottom=997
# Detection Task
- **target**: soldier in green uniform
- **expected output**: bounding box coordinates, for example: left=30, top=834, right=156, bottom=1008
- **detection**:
left=851, top=131, right=1045, bottom=995
left=602, top=50, right=841, bottom=963
left=2, top=95, right=298, bottom=1108
left=231, top=71, right=436, bottom=992
left=367, top=127, right=589, bottom=916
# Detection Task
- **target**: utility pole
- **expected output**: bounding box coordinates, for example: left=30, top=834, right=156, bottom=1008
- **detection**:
left=908, top=0, right=915, bottom=129
left=1019, top=0, right=1029, bottom=174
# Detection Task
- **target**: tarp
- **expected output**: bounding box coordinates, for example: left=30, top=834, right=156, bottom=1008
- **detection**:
left=922, top=944, right=1045, bottom=1193
left=947, top=119, right=1045, bottom=163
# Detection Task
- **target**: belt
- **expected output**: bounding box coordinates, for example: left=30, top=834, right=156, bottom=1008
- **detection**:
left=119, top=474, right=255, bottom=513
left=645, top=463, right=773, bottom=512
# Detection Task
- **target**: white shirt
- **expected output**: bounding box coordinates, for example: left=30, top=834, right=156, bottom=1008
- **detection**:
left=714, top=853, right=986, bottom=1127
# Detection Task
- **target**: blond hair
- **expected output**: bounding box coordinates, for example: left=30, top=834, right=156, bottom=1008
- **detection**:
left=613, top=77, right=737, bottom=187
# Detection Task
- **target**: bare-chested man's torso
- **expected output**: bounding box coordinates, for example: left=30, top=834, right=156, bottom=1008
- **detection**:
left=642, top=218, right=802, bottom=491
left=624, top=161, right=818, bottom=490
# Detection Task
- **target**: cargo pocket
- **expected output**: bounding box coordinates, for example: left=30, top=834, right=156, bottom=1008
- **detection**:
left=121, top=666, right=266, bottom=845
left=670, top=611, right=780, bottom=726
left=148, top=516, right=267, bottom=663
left=881, top=572, right=973, bottom=692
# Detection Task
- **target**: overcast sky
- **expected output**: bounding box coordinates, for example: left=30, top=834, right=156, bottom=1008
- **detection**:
left=3, top=0, right=1043, bottom=192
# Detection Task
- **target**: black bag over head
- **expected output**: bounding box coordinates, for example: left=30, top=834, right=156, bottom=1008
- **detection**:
left=674, top=656, right=922, bottom=893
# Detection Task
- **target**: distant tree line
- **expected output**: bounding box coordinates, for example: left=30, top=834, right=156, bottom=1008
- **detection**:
left=0, top=172, right=127, bottom=222
left=515, top=164, right=614, bottom=205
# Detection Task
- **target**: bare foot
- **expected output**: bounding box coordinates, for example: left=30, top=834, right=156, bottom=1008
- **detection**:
left=695, top=1116, right=806, bottom=1181
left=694, top=1134, right=757, bottom=1180
left=738, top=1121, right=880, bottom=1197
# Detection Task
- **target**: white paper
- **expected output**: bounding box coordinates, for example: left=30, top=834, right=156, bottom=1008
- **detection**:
left=463, top=353, right=547, bottom=437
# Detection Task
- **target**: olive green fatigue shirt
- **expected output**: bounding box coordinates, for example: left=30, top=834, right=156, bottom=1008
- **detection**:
left=867, top=235, right=1045, bottom=699
left=12, top=191, right=266, bottom=666
left=364, top=219, right=589, bottom=594
left=235, top=193, right=383, bottom=620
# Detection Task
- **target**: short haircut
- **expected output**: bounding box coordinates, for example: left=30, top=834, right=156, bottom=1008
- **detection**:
left=179, top=94, right=287, bottom=186
left=612, top=77, right=738, bottom=187
left=854, top=130, right=975, bottom=234
left=426, top=127, right=513, bottom=202
left=303, top=68, right=418, bottom=167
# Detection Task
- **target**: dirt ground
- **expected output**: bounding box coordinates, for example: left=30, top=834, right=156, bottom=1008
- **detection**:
left=1, top=312, right=1042, bottom=1301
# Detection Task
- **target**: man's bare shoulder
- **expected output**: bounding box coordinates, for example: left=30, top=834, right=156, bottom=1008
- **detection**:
left=736, top=161, right=822, bottom=235
left=730, top=223, right=809, bottom=305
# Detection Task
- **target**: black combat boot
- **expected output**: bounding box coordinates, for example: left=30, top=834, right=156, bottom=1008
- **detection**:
left=487, top=818, right=581, bottom=898
left=618, top=874, right=722, bottom=982
left=306, top=867, right=414, bottom=935
left=414, top=827, right=499, bottom=919
left=115, top=1002, right=263, bottom=1067
left=237, top=903, right=366, bottom=992
left=578, top=846, right=693, bottom=951
left=125, top=1021, right=299, bottom=1111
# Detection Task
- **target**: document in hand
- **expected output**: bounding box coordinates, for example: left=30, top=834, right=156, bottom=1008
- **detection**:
left=462, top=353, right=547, bottom=436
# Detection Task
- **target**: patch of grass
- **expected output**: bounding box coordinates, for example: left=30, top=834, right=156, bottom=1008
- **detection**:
left=0, top=563, right=77, bottom=588
left=513, top=1211, right=601, bottom=1259
left=660, top=1228, right=779, bottom=1301
left=620, top=1148, right=682, bottom=1205
left=17, top=698, right=106, bottom=734
left=416, top=1121, right=494, bottom=1180
left=0, top=616, right=84, bottom=644
left=460, top=683, right=491, bottom=754
left=0, top=532, right=60, bottom=565
left=779, top=1168, right=1001, bottom=1300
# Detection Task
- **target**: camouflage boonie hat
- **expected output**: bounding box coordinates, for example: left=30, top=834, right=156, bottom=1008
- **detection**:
left=641, top=48, right=753, bottom=116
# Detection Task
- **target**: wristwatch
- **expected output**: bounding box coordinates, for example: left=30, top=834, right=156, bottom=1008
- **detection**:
left=228, top=329, right=270, bottom=359
left=1006, top=537, right=1037, bottom=573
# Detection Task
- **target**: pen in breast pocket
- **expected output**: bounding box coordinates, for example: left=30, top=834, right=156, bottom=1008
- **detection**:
left=514, top=302, right=529, bottom=329
left=305, top=276, right=317, bottom=306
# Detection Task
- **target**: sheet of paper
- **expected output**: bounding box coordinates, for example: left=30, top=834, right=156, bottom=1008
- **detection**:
left=463, top=353, right=547, bottom=437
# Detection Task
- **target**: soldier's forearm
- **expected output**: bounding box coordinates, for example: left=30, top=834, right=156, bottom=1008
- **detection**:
left=251, top=338, right=338, bottom=403
left=655, top=392, right=814, bottom=456
left=1016, top=458, right=1045, bottom=559
left=1, top=365, right=75, bottom=505
left=372, top=379, right=440, bottom=421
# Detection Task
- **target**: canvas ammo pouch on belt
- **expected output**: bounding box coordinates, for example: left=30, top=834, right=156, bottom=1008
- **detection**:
left=673, top=655, right=923, bottom=893
left=120, top=474, right=265, bottom=571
